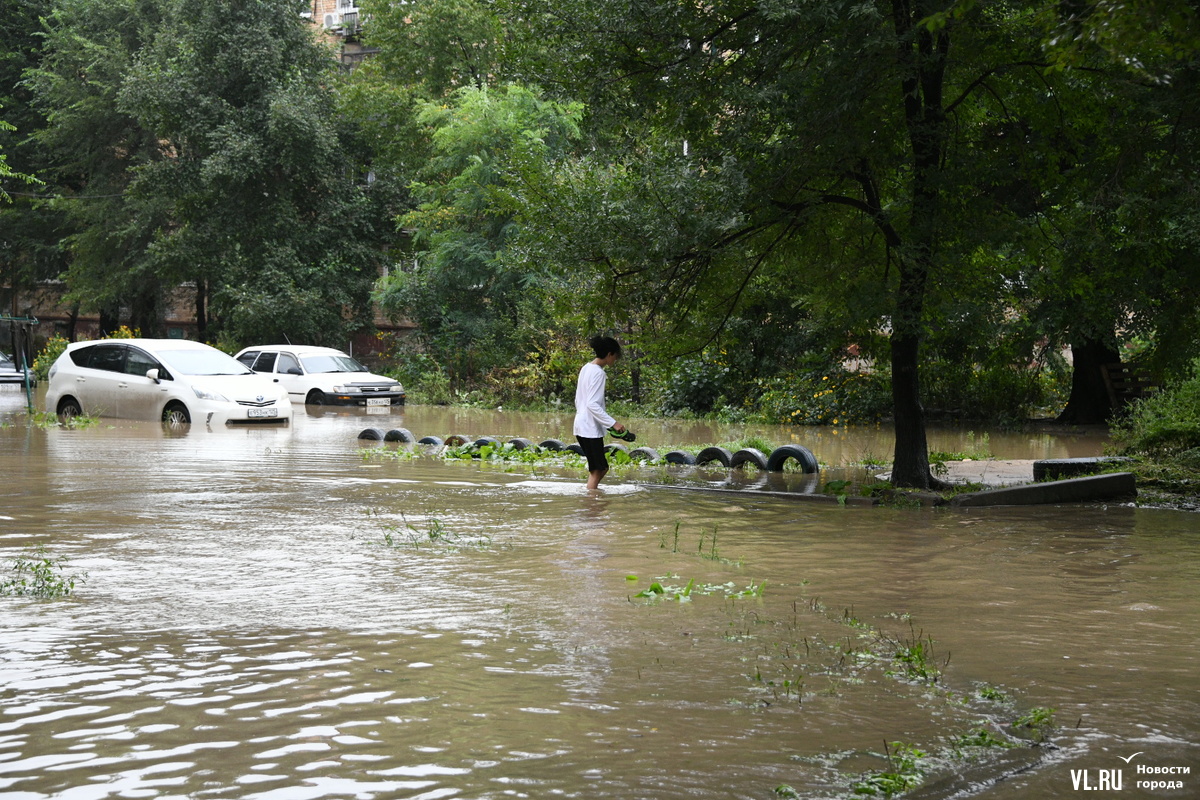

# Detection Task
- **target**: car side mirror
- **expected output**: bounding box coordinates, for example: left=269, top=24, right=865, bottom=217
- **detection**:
left=286, top=367, right=302, bottom=375
left=146, top=368, right=160, bottom=384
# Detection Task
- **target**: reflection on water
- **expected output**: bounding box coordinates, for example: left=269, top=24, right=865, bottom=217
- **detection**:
left=1, top=392, right=1197, bottom=798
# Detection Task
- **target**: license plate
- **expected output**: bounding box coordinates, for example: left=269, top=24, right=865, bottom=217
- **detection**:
left=247, top=408, right=278, bottom=418
left=366, top=398, right=389, bottom=406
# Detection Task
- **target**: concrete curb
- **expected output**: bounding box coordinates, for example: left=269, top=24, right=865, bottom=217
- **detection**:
left=949, top=472, right=1137, bottom=508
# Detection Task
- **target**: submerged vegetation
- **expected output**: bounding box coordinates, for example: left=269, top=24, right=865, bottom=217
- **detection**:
left=0, top=546, right=87, bottom=598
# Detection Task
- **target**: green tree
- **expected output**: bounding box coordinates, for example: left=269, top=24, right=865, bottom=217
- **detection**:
left=25, top=0, right=395, bottom=345
left=373, top=83, right=583, bottom=379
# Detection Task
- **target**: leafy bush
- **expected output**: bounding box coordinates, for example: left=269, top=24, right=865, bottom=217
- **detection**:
left=656, top=353, right=731, bottom=414
left=755, top=361, right=891, bottom=425
left=32, top=334, right=69, bottom=382
left=1112, top=358, right=1200, bottom=457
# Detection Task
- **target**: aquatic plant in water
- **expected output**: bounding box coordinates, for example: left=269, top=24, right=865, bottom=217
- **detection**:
left=0, top=545, right=87, bottom=598
left=851, top=742, right=927, bottom=797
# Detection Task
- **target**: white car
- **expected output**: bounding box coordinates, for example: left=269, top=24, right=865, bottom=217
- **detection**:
left=46, top=338, right=292, bottom=427
left=234, top=345, right=405, bottom=407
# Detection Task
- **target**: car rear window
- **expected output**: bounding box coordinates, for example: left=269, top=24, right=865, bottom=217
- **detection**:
left=72, top=343, right=126, bottom=372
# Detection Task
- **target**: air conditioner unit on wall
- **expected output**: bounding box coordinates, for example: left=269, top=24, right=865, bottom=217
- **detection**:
left=323, top=12, right=338, bottom=29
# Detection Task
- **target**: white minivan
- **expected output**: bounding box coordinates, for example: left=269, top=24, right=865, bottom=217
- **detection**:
left=46, top=338, right=293, bottom=427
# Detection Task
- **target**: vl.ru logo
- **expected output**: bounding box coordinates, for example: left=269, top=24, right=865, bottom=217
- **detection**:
left=1072, top=768, right=1123, bottom=791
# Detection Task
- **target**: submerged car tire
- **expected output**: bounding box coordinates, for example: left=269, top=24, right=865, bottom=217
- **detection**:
left=565, top=443, right=585, bottom=455
left=473, top=436, right=501, bottom=448
left=384, top=428, right=415, bottom=443
left=605, top=442, right=628, bottom=455
left=538, top=439, right=566, bottom=451
left=730, top=447, right=769, bottom=471
left=766, top=444, right=820, bottom=474
left=443, top=434, right=473, bottom=446
left=664, top=450, right=697, bottom=466
left=56, top=396, right=83, bottom=419
left=417, top=435, right=444, bottom=447
left=629, top=447, right=660, bottom=462
left=306, top=390, right=328, bottom=406
left=695, top=446, right=733, bottom=467
left=507, top=437, right=534, bottom=451
left=358, top=427, right=385, bottom=441
left=162, top=402, right=191, bottom=428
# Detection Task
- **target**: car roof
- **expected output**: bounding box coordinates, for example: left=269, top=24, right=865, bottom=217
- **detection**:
left=239, top=345, right=348, bottom=357
left=67, top=338, right=218, bottom=351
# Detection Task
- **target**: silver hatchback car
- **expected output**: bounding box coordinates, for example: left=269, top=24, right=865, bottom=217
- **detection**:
left=46, top=338, right=293, bottom=427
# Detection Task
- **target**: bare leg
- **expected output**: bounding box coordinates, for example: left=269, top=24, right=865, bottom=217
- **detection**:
left=586, top=468, right=608, bottom=490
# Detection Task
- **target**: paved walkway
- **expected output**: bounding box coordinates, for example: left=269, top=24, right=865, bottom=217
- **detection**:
left=941, top=459, right=1035, bottom=487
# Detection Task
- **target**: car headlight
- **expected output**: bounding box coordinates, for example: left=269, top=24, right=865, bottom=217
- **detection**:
left=192, top=386, right=229, bottom=402
left=331, top=385, right=350, bottom=393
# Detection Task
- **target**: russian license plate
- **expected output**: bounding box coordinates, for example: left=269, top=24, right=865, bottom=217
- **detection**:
left=366, top=398, right=390, bottom=406
left=247, top=408, right=278, bottom=418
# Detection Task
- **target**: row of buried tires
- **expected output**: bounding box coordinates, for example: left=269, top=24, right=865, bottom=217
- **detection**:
left=357, top=427, right=820, bottom=474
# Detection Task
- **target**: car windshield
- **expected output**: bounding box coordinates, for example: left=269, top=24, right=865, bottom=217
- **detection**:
left=157, top=349, right=254, bottom=376
left=300, top=355, right=368, bottom=374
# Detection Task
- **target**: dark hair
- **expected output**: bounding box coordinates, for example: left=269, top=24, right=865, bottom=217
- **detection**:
left=589, top=335, right=622, bottom=359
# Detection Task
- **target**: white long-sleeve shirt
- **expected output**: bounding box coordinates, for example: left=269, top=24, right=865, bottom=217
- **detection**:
left=573, top=362, right=615, bottom=438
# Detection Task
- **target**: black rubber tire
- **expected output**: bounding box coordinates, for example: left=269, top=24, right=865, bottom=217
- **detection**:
left=57, top=397, right=83, bottom=419
left=507, top=437, right=534, bottom=450
left=357, top=427, right=385, bottom=441
left=538, top=439, right=566, bottom=451
left=695, top=446, right=733, bottom=467
left=565, top=443, right=585, bottom=455
left=629, top=447, right=661, bottom=462
left=604, top=442, right=628, bottom=455
left=306, top=390, right=327, bottom=406
left=730, top=447, right=769, bottom=471
left=417, top=435, right=444, bottom=447
left=473, top=436, right=501, bottom=448
left=443, top=434, right=473, bottom=446
left=162, top=402, right=191, bottom=428
left=384, top=428, right=416, bottom=443
left=766, top=444, right=821, bottom=474
left=664, top=450, right=697, bottom=466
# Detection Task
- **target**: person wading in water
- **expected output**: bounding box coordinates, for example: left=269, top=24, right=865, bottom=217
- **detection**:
left=573, top=336, right=627, bottom=491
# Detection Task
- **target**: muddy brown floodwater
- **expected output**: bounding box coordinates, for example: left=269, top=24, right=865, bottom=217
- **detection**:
left=1, top=389, right=1197, bottom=799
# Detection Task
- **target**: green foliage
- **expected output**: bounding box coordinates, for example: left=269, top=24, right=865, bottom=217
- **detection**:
left=756, top=361, right=892, bottom=426
left=851, top=742, right=927, bottom=797
left=374, top=83, right=584, bottom=379
left=1011, top=706, right=1056, bottom=742
left=1, top=545, right=87, bottom=598
left=31, top=333, right=68, bottom=381
left=1112, top=359, right=1200, bottom=457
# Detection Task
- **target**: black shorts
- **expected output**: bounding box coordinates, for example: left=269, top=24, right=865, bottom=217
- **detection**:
left=576, top=435, right=608, bottom=472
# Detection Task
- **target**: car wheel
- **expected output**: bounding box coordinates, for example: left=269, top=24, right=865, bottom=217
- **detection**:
left=162, top=402, right=191, bottom=428
left=57, top=397, right=83, bottom=419
left=307, top=390, right=327, bottom=406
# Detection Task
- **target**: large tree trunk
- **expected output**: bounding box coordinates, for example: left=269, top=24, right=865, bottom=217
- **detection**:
left=1057, top=336, right=1120, bottom=423
left=890, top=324, right=936, bottom=488
left=887, top=0, right=948, bottom=489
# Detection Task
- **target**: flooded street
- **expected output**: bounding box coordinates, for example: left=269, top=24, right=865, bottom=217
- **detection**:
left=1, top=389, right=1197, bottom=799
